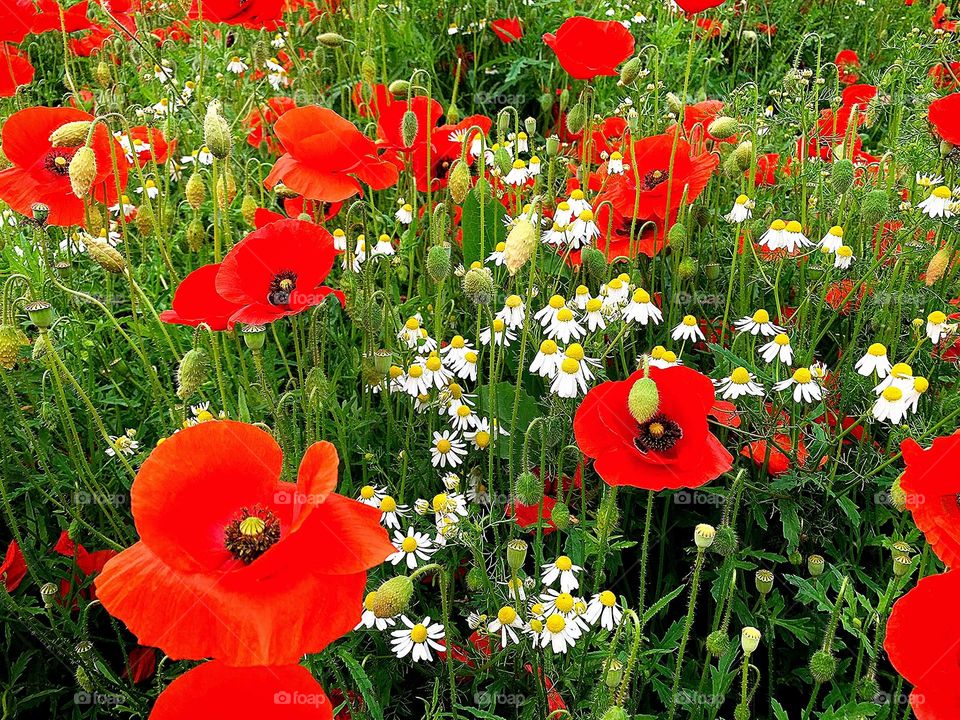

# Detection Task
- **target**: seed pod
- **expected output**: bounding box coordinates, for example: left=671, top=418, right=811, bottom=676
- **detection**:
left=240, top=194, right=258, bottom=226
left=695, top=523, right=716, bottom=549
left=545, top=134, right=560, bottom=157
left=318, top=32, right=346, bottom=47
left=448, top=159, right=470, bottom=204
left=426, top=244, right=451, bottom=283
left=524, top=116, right=536, bottom=136
left=401, top=109, right=418, bottom=148
left=186, top=216, right=205, bottom=252
left=755, top=569, right=774, bottom=595
left=68, top=146, right=97, bottom=198
left=924, top=247, right=950, bottom=286
left=708, top=116, right=738, bottom=139
left=741, top=626, right=761, bottom=654
left=40, top=582, right=58, bottom=607
left=807, top=554, right=826, bottom=577
left=242, top=325, right=266, bottom=350
left=503, top=218, right=537, bottom=276
left=565, top=102, right=587, bottom=135
left=86, top=238, right=125, bottom=273
left=665, top=92, right=683, bottom=115
left=185, top=171, right=206, bottom=209
left=50, top=121, right=92, bottom=147
left=831, top=158, right=855, bottom=194
left=619, top=56, right=642, bottom=86
left=25, top=300, right=53, bottom=329
left=204, top=101, right=232, bottom=160
left=0, top=324, right=29, bottom=369
left=506, top=539, right=527, bottom=571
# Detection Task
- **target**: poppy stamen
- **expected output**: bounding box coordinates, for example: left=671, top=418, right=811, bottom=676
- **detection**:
left=634, top=412, right=682, bottom=453
left=642, top=169, right=669, bottom=190
left=267, top=270, right=298, bottom=306
left=44, top=148, right=75, bottom=176
left=224, top=505, right=280, bottom=563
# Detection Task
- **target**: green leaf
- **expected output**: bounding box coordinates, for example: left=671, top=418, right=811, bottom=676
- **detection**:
left=461, top=180, right=508, bottom=267
left=642, top=583, right=686, bottom=625
left=772, top=699, right=790, bottom=720
left=336, top=648, right=384, bottom=720
left=779, top=498, right=801, bottom=549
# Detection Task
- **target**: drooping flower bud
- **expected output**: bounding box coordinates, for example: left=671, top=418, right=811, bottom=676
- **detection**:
left=565, top=102, right=587, bottom=135
left=427, top=244, right=451, bottom=283
left=401, top=109, right=419, bottom=148
left=462, top=266, right=495, bottom=305
left=203, top=100, right=232, bottom=159
left=627, top=375, right=659, bottom=424
left=731, top=140, right=754, bottom=171
left=861, top=189, right=889, bottom=226
left=86, top=238, right=126, bottom=273
left=68, top=146, right=97, bottom=198
left=809, top=649, right=837, bottom=683
left=318, top=32, right=346, bottom=47
left=372, top=575, right=414, bottom=618
left=448, top=160, right=470, bottom=204
left=0, top=324, right=29, bottom=369
left=241, top=194, right=258, bottom=226
left=619, top=56, right=642, bottom=86
left=830, top=158, right=854, bottom=194
left=186, top=216, right=205, bottom=252
left=388, top=79, right=410, bottom=95
left=503, top=218, right=537, bottom=276
left=515, top=470, right=542, bottom=506
left=185, top=172, right=206, bottom=209
left=550, top=500, right=570, bottom=530
left=177, top=347, right=209, bottom=400
left=360, top=53, right=376, bottom=85
left=707, top=116, right=738, bottom=139
left=49, top=120, right=92, bottom=147
left=581, top=246, right=607, bottom=283
left=706, top=629, right=730, bottom=658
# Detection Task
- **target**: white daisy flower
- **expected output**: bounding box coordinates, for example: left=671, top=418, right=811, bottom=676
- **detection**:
left=355, top=592, right=396, bottom=630
left=773, top=367, right=823, bottom=403
left=464, top=417, right=508, bottom=450
left=479, top=318, right=516, bottom=347
left=818, top=225, right=844, bottom=252
left=488, top=606, right=524, bottom=648
left=387, top=527, right=435, bottom=569
left=486, top=241, right=507, bottom=265
left=780, top=220, right=811, bottom=252
left=715, top=367, right=765, bottom=400
left=497, top=295, right=526, bottom=329
left=833, top=245, right=854, bottom=269
left=135, top=179, right=160, bottom=199
left=607, top=150, right=625, bottom=174
left=566, top=189, right=591, bottom=217
left=584, top=590, right=623, bottom=631
left=530, top=339, right=562, bottom=378
left=390, top=616, right=445, bottom=662
left=584, top=297, right=607, bottom=332
left=541, top=555, right=582, bottom=593
left=549, top=344, right=596, bottom=398
left=622, top=288, right=662, bottom=326
left=759, top=219, right=787, bottom=250
left=379, top=495, right=411, bottom=530
left=855, top=343, right=892, bottom=377
left=546, top=307, right=586, bottom=344
left=671, top=315, right=706, bottom=342
left=926, top=311, right=951, bottom=344
left=734, top=309, right=785, bottom=337
left=573, top=285, right=592, bottom=309
left=372, top=234, right=395, bottom=256
left=398, top=316, right=424, bottom=348
left=395, top=202, right=414, bottom=224
left=539, top=613, right=582, bottom=654
left=918, top=186, right=955, bottom=219
left=759, top=333, right=793, bottom=365
left=106, top=429, right=139, bottom=457
left=430, top=431, right=467, bottom=468
left=451, top=350, right=479, bottom=382
left=568, top=209, right=599, bottom=249
left=226, top=56, right=248, bottom=74
left=357, top=484, right=386, bottom=507
left=724, top=194, right=753, bottom=223
left=600, top=276, right=631, bottom=307
left=504, top=159, right=529, bottom=186
left=534, top=295, right=568, bottom=328
left=647, top=346, right=681, bottom=369
left=872, top=386, right=909, bottom=424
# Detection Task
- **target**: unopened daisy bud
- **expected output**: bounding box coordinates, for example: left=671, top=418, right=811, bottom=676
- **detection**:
left=861, top=189, right=889, bottom=226
left=566, top=102, right=587, bottom=135
left=830, top=158, right=854, bottom=194
left=318, top=31, right=346, bottom=47
left=893, top=554, right=912, bottom=578
left=448, top=159, right=470, bottom=204
left=695, top=523, right=716, bottom=549
left=401, top=109, right=419, bottom=148
left=388, top=79, right=410, bottom=95
left=76, top=665, right=93, bottom=693
left=240, top=194, right=258, bottom=226
left=741, top=626, right=761, bottom=654
left=604, top=659, right=624, bottom=689
left=545, top=135, right=560, bottom=157
left=809, top=649, right=836, bottom=683
left=372, top=575, right=414, bottom=618
left=924, top=247, right=950, bottom=286
left=40, top=582, right=58, bottom=607
left=807, top=554, right=825, bottom=577
left=619, top=56, right=642, bottom=86
left=25, top=300, right=53, bottom=330
left=427, top=244, right=451, bottom=282
left=708, top=116, right=738, bottom=139
left=504, top=218, right=537, bottom=276
left=50, top=120, right=92, bottom=147
left=203, top=101, right=232, bottom=159
left=627, top=376, right=659, bottom=424
left=581, top=245, right=607, bottom=283
left=551, top=501, right=570, bottom=531
left=0, top=324, right=28, bottom=369
left=755, top=569, right=774, bottom=595
left=94, top=60, right=111, bottom=87
left=185, top=172, right=206, bottom=209
left=176, top=347, right=209, bottom=400
left=242, top=325, right=266, bottom=350
left=87, top=238, right=126, bottom=273
left=462, top=266, right=495, bottom=305
left=665, top=92, right=683, bottom=115
left=706, top=629, right=730, bottom=658
left=186, top=216, right=205, bottom=252
left=506, top=539, right=528, bottom=571
left=515, top=470, right=543, bottom=505
left=68, top=146, right=97, bottom=198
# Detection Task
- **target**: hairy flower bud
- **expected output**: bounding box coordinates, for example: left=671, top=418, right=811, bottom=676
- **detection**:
left=177, top=347, right=209, bottom=400
left=401, top=109, right=419, bottom=148
left=87, top=238, right=125, bottom=273
left=185, top=172, right=206, bottom=209
left=241, top=194, right=258, bottom=226
left=707, top=116, right=738, bottom=139
left=388, top=79, right=410, bottom=95
left=550, top=500, right=570, bottom=530
left=186, top=216, right=205, bottom=252
left=731, top=140, right=754, bottom=172
left=203, top=100, right=232, bottom=159
left=706, top=629, right=730, bottom=658
left=427, top=244, right=451, bottom=283
left=565, top=102, right=587, bottom=135
left=503, top=218, right=537, bottom=276
left=50, top=121, right=92, bottom=147
left=619, top=56, right=642, bottom=86
left=462, top=266, right=495, bottom=305
left=830, top=159, right=854, bottom=194
left=448, top=160, right=470, bottom=204
left=627, top=376, right=659, bottom=423
left=0, top=324, right=29, bottom=369
left=318, top=32, right=346, bottom=47
left=515, top=471, right=542, bottom=506
left=861, top=189, right=889, bottom=226
left=581, top=246, right=607, bottom=283
left=372, top=575, right=414, bottom=618
left=809, top=649, right=837, bottom=683
left=68, top=146, right=97, bottom=198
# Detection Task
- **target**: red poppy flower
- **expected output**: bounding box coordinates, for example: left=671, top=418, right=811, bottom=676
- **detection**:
left=675, top=0, right=726, bottom=12
left=213, top=219, right=342, bottom=325
left=842, top=84, right=877, bottom=108
left=574, top=365, right=732, bottom=491
left=352, top=83, right=394, bottom=118
left=0, top=541, right=27, bottom=592
left=752, top=153, right=780, bottom=185
left=416, top=115, right=492, bottom=193
left=244, top=96, right=298, bottom=154
left=835, top=50, right=861, bottom=84
left=670, top=99, right=735, bottom=146
left=490, top=17, right=523, bottom=43
left=884, top=570, right=960, bottom=719
left=0, top=107, right=129, bottom=227
left=929, top=62, right=960, bottom=90
left=160, top=263, right=244, bottom=331
left=0, top=44, right=33, bottom=96
left=899, top=433, right=960, bottom=568
left=741, top=434, right=809, bottom=476
left=265, top=106, right=398, bottom=202
left=188, top=0, right=285, bottom=29
left=151, top=661, right=333, bottom=719
left=122, top=646, right=157, bottom=684
left=929, top=93, right=960, bottom=146
left=507, top=496, right=558, bottom=535
left=124, top=125, right=174, bottom=166
left=54, top=531, right=117, bottom=601
left=542, top=17, right=635, bottom=80
left=932, top=2, right=957, bottom=32
left=0, top=0, right=93, bottom=42
left=95, top=421, right=393, bottom=666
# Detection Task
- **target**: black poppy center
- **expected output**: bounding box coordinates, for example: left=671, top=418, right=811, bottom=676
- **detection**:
left=44, top=148, right=76, bottom=176
left=634, top=413, right=683, bottom=453
left=224, top=505, right=281, bottom=564
left=642, top=169, right=668, bottom=190
left=268, top=270, right=298, bottom=306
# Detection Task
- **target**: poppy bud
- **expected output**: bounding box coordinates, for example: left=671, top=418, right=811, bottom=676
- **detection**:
left=241, top=194, right=258, bottom=226
left=830, top=159, right=854, bottom=194
left=493, top=146, right=512, bottom=176
left=706, top=629, right=730, bottom=658
left=448, top=160, right=470, bottom=204
left=465, top=565, right=486, bottom=592
left=76, top=665, right=93, bottom=693
left=515, top=471, right=542, bottom=506
left=861, top=189, right=889, bottom=226
left=217, top=170, right=237, bottom=209
left=25, top=300, right=53, bottom=330
left=940, top=140, right=953, bottom=158
left=68, top=146, right=97, bottom=198
left=50, top=121, right=92, bottom=147
left=565, top=102, right=587, bottom=135
left=503, top=218, right=537, bottom=276
left=711, top=524, right=738, bottom=556
left=135, top=203, right=155, bottom=235
left=596, top=496, right=619, bottom=536
left=807, top=554, right=825, bottom=577
left=731, top=140, right=754, bottom=171
left=694, top=523, right=716, bottom=549
left=446, top=104, right=460, bottom=125
left=242, top=325, right=266, bottom=351
left=551, top=501, right=570, bottom=530
left=371, top=575, right=414, bottom=618
left=203, top=101, right=232, bottom=160
left=627, top=376, right=659, bottom=424
left=755, top=569, right=774, bottom=595
left=0, top=324, right=29, bottom=369
left=740, top=626, right=761, bottom=654
left=360, top=54, right=376, bottom=85
left=678, top=256, right=697, bottom=280
left=40, top=582, right=58, bottom=607
left=506, top=539, right=527, bottom=571
left=87, top=238, right=126, bottom=273
left=318, top=32, right=346, bottom=47
left=581, top=245, right=607, bottom=283
left=462, top=265, right=494, bottom=305
left=427, top=244, right=451, bottom=282
left=619, top=56, right=642, bottom=86
left=186, top=216, right=205, bottom=252
left=177, top=347, right=209, bottom=400
left=857, top=676, right=879, bottom=702
left=707, top=116, right=738, bottom=139
left=809, top=649, right=837, bottom=683
left=924, top=247, right=950, bottom=286
left=545, top=134, right=560, bottom=157
left=734, top=703, right=750, bottom=720
left=539, top=93, right=553, bottom=113
left=252, top=39, right=268, bottom=68
left=95, top=60, right=111, bottom=87
left=388, top=79, right=410, bottom=95
left=668, top=222, right=687, bottom=252
left=665, top=92, right=683, bottom=115
left=185, top=172, right=206, bottom=209
left=401, top=109, right=419, bottom=148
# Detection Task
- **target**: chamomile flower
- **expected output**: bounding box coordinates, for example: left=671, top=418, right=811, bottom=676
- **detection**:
left=372, top=234, right=396, bottom=256
left=584, top=591, right=623, bottom=631
left=467, top=474, right=490, bottom=505
left=607, top=150, right=625, bottom=174
left=486, top=241, right=507, bottom=265
left=547, top=307, right=586, bottom=343
left=387, top=527, right=435, bottom=569
left=356, top=591, right=396, bottom=630
left=430, top=431, right=467, bottom=468
left=182, top=146, right=214, bottom=166
left=568, top=209, right=599, bottom=249
left=505, top=576, right=527, bottom=601
left=874, top=363, right=915, bottom=396
left=855, top=343, right=892, bottom=377
left=872, top=386, right=909, bottom=424
left=834, top=245, right=854, bottom=269
left=432, top=491, right=469, bottom=527
left=541, top=555, right=582, bottom=593
left=538, top=589, right=584, bottom=622
left=534, top=295, right=568, bottom=328
left=106, top=429, right=139, bottom=457
left=398, top=316, right=424, bottom=348
left=226, top=56, right=248, bottom=74
left=773, top=367, right=823, bottom=403
left=916, top=172, right=944, bottom=188
left=450, top=403, right=479, bottom=432
left=442, top=335, right=475, bottom=366
left=378, top=495, right=411, bottom=530
left=724, top=194, right=754, bottom=223
left=600, top=275, right=631, bottom=307
left=647, top=346, right=681, bottom=369
left=819, top=226, right=844, bottom=252
left=671, top=315, right=705, bottom=342
left=464, top=417, right=508, bottom=450
left=566, top=189, right=591, bottom=216
left=528, top=156, right=542, bottom=175
left=530, top=339, right=562, bottom=378
left=135, top=178, right=160, bottom=199
left=926, top=310, right=951, bottom=344
left=573, top=285, right=592, bottom=309
left=540, top=613, right=582, bottom=653
left=497, top=295, right=526, bottom=329
left=488, top=606, right=524, bottom=648
left=153, top=62, right=174, bottom=81
left=715, top=367, right=765, bottom=400
left=109, top=195, right=136, bottom=218
left=504, top=159, right=529, bottom=186
left=550, top=344, right=596, bottom=398
left=759, top=334, right=793, bottom=364
left=734, top=309, right=785, bottom=337
left=452, top=350, right=479, bottom=382
left=480, top=318, right=516, bottom=347
left=357, top=484, right=386, bottom=507
left=622, top=288, right=662, bottom=326
left=759, top=219, right=787, bottom=250
left=390, top=616, right=445, bottom=662
left=422, top=354, right=454, bottom=390
left=404, top=363, right=430, bottom=397
left=781, top=220, right=811, bottom=251
left=395, top=202, right=414, bottom=224
left=584, top=297, right=607, bottom=332
left=918, top=186, right=955, bottom=219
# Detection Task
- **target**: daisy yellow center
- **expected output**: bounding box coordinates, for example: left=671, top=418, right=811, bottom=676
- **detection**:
left=360, top=485, right=376, bottom=499
left=837, top=246, right=853, bottom=257
left=633, top=288, right=650, bottom=303
left=492, top=319, right=505, bottom=332
left=599, top=591, right=616, bottom=607
left=546, top=614, right=566, bottom=633
left=774, top=334, right=790, bottom=346
left=565, top=343, right=585, bottom=360
left=571, top=189, right=584, bottom=200
left=608, top=278, right=623, bottom=290
left=611, top=151, right=623, bottom=160
left=933, top=186, right=952, bottom=199
left=651, top=345, right=666, bottom=359
left=497, top=606, right=517, bottom=624
left=464, top=351, right=478, bottom=363
left=867, top=343, right=886, bottom=356
left=401, top=536, right=418, bottom=552
left=549, top=295, right=565, bottom=309
left=576, top=284, right=589, bottom=296
left=586, top=298, right=603, bottom=312
left=555, top=593, right=574, bottom=613
left=474, top=431, right=490, bottom=447
left=792, top=368, right=813, bottom=383
left=752, top=309, right=770, bottom=324
left=891, top=363, right=912, bottom=378
left=402, top=203, right=412, bottom=212
left=380, top=496, right=397, bottom=512
left=506, top=295, right=522, bottom=308
left=556, top=308, right=574, bottom=322
left=540, top=339, right=558, bottom=354
left=530, top=602, right=544, bottom=615
left=495, top=242, right=505, bottom=252
left=928, top=311, right=946, bottom=324
left=410, top=624, right=428, bottom=643
left=364, top=591, right=377, bottom=611
left=389, top=366, right=403, bottom=379
left=785, top=221, right=802, bottom=233
left=561, top=358, right=580, bottom=374
left=682, top=315, right=697, bottom=327
left=914, top=377, right=929, bottom=393
left=662, top=351, right=678, bottom=363
left=770, top=219, right=786, bottom=231
left=579, top=210, right=594, bottom=221
left=436, top=439, right=452, bottom=454
left=882, top=387, right=903, bottom=401
left=730, top=367, right=751, bottom=384
left=512, top=159, right=526, bottom=169
left=555, top=555, right=573, bottom=571
left=457, top=405, right=471, bottom=418
left=736, top=194, right=748, bottom=204
left=408, top=365, right=424, bottom=378
left=557, top=202, right=570, bottom=211
left=529, top=619, right=543, bottom=633
left=432, top=493, right=449, bottom=512
left=448, top=383, right=463, bottom=398
left=451, top=336, right=465, bottom=348
left=829, top=226, right=843, bottom=237
left=405, top=317, right=420, bottom=330
left=426, top=356, right=441, bottom=371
